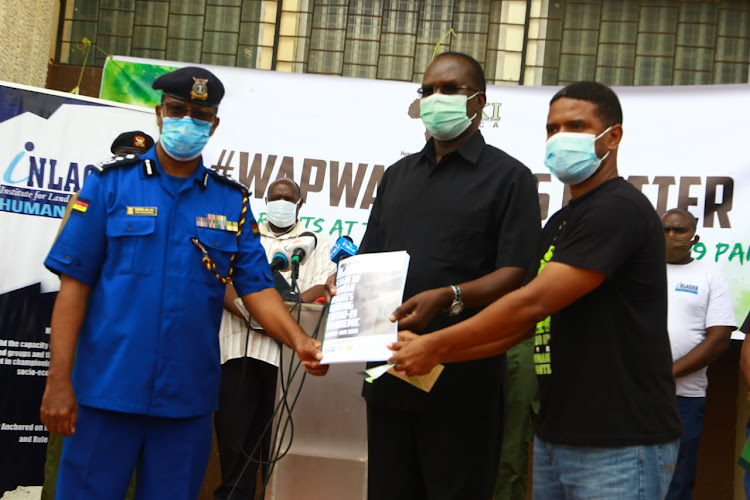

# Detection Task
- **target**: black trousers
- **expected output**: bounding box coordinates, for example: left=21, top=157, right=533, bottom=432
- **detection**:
left=214, top=357, right=278, bottom=500
left=367, top=402, right=504, bottom=500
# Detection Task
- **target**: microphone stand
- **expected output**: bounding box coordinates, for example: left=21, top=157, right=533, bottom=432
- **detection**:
left=282, top=257, right=301, bottom=302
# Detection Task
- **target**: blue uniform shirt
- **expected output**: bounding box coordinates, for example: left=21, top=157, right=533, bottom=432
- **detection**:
left=45, top=146, right=274, bottom=417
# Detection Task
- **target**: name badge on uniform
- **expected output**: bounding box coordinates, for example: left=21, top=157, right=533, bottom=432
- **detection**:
left=126, top=206, right=158, bottom=216
left=196, top=213, right=238, bottom=232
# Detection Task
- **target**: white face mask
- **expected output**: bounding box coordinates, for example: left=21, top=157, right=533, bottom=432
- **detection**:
left=266, top=199, right=299, bottom=228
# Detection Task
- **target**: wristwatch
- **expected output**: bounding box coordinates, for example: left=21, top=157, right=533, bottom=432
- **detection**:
left=448, top=285, right=464, bottom=316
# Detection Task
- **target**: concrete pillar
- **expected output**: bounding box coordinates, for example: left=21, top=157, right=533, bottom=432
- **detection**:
left=0, top=0, right=57, bottom=87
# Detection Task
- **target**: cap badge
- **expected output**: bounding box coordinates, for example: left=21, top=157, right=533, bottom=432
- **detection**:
left=191, top=77, right=209, bottom=101
left=133, top=135, right=146, bottom=149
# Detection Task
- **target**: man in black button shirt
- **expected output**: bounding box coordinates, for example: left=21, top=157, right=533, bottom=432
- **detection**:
left=389, top=81, right=682, bottom=498
left=358, top=52, right=541, bottom=500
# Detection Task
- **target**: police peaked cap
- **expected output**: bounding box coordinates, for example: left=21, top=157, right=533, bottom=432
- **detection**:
left=110, top=130, right=154, bottom=154
left=152, top=66, right=225, bottom=107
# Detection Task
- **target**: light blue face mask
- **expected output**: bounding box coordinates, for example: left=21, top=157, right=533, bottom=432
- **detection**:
left=544, top=126, right=613, bottom=185
left=159, top=116, right=212, bottom=161
left=420, top=92, right=479, bottom=141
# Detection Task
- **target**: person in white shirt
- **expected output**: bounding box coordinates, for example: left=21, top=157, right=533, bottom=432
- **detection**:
left=214, top=178, right=336, bottom=500
left=663, top=208, right=736, bottom=500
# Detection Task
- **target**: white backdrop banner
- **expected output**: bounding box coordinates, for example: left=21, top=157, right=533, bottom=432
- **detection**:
left=105, top=57, right=750, bottom=321
left=2, top=65, right=749, bottom=316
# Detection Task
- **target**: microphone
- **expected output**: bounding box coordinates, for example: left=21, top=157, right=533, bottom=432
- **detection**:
left=269, top=248, right=290, bottom=272
left=285, top=232, right=318, bottom=266
left=284, top=232, right=317, bottom=282
left=330, top=235, right=357, bottom=264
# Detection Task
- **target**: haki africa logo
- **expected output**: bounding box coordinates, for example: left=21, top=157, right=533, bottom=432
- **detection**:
left=407, top=99, right=504, bottom=125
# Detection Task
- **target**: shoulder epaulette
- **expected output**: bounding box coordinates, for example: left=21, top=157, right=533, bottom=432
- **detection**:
left=204, top=169, right=251, bottom=196
left=94, top=154, right=142, bottom=173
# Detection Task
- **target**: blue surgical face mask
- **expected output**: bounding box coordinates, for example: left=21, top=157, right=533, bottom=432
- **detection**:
left=544, top=127, right=613, bottom=185
left=420, top=92, right=479, bottom=141
left=159, top=116, right=212, bottom=161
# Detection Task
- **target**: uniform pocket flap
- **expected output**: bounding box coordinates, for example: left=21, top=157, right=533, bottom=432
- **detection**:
left=106, top=216, right=156, bottom=237
left=195, top=226, right=238, bottom=252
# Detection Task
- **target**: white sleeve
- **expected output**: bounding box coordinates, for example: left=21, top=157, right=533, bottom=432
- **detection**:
left=307, top=233, right=337, bottom=285
left=705, top=268, right=737, bottom=329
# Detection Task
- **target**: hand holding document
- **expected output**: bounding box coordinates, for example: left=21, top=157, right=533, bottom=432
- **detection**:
left=321, top=251, right=410, bottom=364
left=231, top=299, right=326, bottom=367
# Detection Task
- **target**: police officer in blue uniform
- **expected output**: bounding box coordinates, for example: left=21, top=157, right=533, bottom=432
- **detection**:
left=40, top=66, right=327, bottom=500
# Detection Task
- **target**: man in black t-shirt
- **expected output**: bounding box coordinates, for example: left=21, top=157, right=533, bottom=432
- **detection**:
left=389, top=81, right=682, bottom=499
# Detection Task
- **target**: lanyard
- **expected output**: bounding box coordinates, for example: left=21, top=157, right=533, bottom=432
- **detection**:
left=191, top=191, right=248, bottom=284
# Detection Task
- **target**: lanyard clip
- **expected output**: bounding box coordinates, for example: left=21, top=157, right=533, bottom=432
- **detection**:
left=191, top=237, right=208, bottom=257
